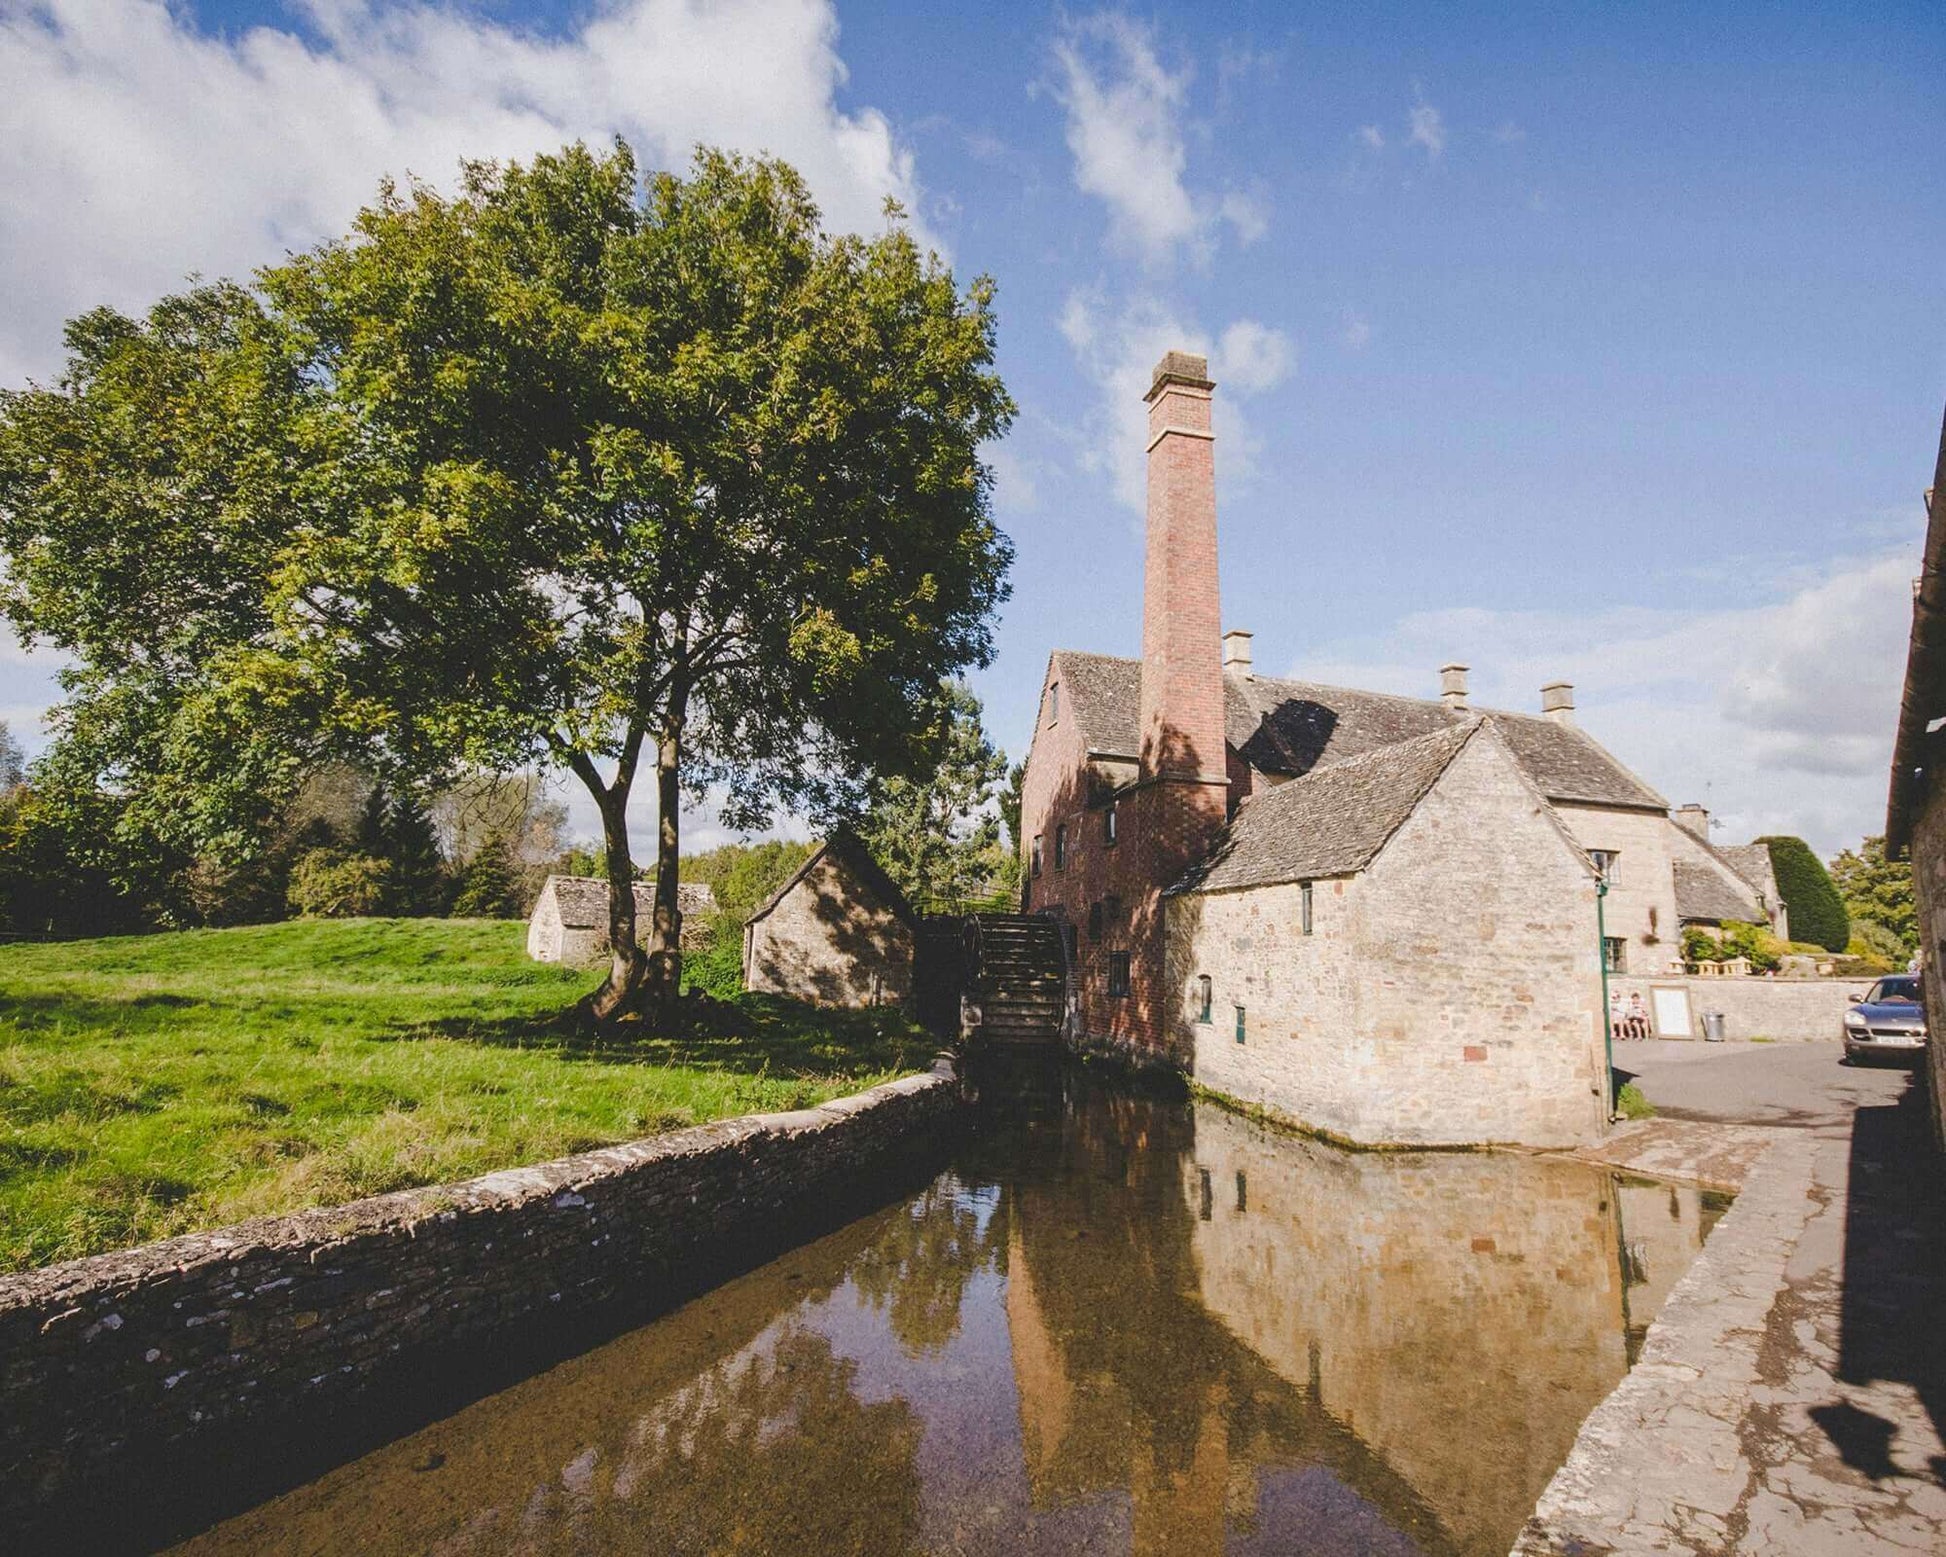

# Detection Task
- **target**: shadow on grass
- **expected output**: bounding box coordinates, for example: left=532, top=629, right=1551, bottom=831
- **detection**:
left=402, top=993, right=930, bottom=1082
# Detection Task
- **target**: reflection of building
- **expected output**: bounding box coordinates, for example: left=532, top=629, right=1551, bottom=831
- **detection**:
left=1001, top=1086, right=1712, bottom=1557
left=741, top=830, right=916, bottom=1006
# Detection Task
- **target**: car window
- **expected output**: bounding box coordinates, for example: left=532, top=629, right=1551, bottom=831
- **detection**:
left=1869, top=977, right=1920, bottom=1004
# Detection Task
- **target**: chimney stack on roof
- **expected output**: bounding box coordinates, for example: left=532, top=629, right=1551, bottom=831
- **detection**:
left=1223, top=630, right=1254, bottom=677
left=1138, top=350, right=1226, bottom=785
left=1540, top=680, right=1576, bottom=726
left=1439, top=663, right=1470, bottom=712
left=1675, top=803, right=1711, bottom=841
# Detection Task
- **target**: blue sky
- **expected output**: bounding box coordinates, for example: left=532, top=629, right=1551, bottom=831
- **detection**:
left=2, top=0, right=1942, bottom=854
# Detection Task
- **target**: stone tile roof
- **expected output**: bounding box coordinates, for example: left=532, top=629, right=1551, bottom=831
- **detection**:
left=1048, top=651, right=1667, bottom=810
left=745, top=829, right=916, bottom=928
left=1673, top=860, right=1764, bottom=925
left=1717, top=844, right=1777, bottom=898
left=542, top=876, right=717, bottom=929
left=1171, top=722, right=1479, bottom=894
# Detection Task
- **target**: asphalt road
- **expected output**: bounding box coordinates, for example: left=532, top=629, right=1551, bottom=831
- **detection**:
left=1617, top=1037, right=1925, bottom=1135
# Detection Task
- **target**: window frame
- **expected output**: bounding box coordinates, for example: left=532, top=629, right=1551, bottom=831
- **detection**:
left=1602, top=936, right=1628, bottom=974
left=1300, top=880, right=1314, bottom=936
left=1107, top=951, right=1132, bottom=998
left=1195, top=975, right=1213, bottom=1024
left=1234, top=1004, right=1247, bottom=1045
left=1104, top=802, right=1118, bottom=847
left=1088, top=901, right=1104, bottom=942
left=1054, top=823, right=1067, bottom=871
left=1031, top=835, right=1043, bottom=877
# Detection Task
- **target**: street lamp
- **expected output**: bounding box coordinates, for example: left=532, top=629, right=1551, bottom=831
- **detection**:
left=1596, top=874, right=1615, bottom=1120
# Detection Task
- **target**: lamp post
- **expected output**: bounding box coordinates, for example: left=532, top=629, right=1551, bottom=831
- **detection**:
left=1596, top=875, right=1615, bottom=1120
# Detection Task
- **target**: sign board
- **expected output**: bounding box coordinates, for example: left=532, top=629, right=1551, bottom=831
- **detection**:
left=1650, top=985, right=1693, bottom=1038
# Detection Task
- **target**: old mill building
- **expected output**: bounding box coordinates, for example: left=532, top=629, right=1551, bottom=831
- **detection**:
left=1017, top=350, right=1783, bottom=1147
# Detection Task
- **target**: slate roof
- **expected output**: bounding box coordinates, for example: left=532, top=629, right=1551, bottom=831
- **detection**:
left=1673, top=860, right=1763, bottom=925
left=1171, top=722, right=1480, bottom=894
left=541, top=876, right=717, bottom=929
left=745, top=829, right=916, bottom=929
left=1047, top=651, right=1667, bottom=810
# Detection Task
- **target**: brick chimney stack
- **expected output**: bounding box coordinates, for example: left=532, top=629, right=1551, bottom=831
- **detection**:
left=1139, top=351, right=1227, bottom=784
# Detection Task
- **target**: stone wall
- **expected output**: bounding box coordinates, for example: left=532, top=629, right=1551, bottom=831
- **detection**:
left=0, top=1061, right=959, bottom=1535
left=742, top=851, right=914, bottom=1007
left=1554, top=801, right=1684, bottom=975
left=1911, top=791, right=1946, bottom=1150
left=1607, top=973, right=1856, bottom=1040
left=1172, top=730, right=1609, bottom=1147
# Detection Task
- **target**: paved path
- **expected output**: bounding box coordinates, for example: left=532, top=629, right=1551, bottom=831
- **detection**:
left=1519, top=1040, right=1946, bottom=1555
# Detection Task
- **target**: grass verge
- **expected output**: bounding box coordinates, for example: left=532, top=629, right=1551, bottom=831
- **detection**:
left=0, top=918, right=928, bottom=1273
left=1615, top=1081, right=1657, bottom=1120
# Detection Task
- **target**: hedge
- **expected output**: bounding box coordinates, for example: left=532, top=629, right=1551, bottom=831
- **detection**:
left=1756, top=836, right=1850, bottom=952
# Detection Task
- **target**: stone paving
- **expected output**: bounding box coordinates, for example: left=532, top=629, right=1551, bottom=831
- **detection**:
left=1515, top=1040, right=1946, bottom=1555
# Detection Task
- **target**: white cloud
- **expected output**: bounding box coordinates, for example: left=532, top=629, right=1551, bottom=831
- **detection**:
left=1292, top=552, right=1915, bottom=855
left=1218, top=189, right=1270, bottom=245
left=1491, top=120, right=1527, bottom=144
left=1059, top=288, right=1291, bottom=514
left=1407, top=100, right=1446, bottom=158
left=1342, top=310, right=1373, bottom=350
left=1049, top=12, right=1198, bottom=263
left=1355, top=124, right=1385, bottom=151
left=0, top=0, right=931, bottom=384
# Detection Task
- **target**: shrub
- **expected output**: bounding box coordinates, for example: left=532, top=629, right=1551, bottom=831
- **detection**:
left=1712, top=920, right=1784, bottom=973
left=1850, top=920, right=1908, bottom=966
left=1756, top=836, right=1850, bottom=952
left=287, top=850, right=391, bottom=918
left=1681, top=926, right=1722, bottom=964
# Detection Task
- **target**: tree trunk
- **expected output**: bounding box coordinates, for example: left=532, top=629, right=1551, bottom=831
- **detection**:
left=586, top=783, right=648, bottom=1026
left=643, top=728, right=683, bottom=1018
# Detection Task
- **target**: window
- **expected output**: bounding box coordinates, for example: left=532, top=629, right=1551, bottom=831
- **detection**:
left=1089, top=901, right=1104, bottom=942
left=1235, top=1170, right=1248, bottom=1213
left=1300, top=881, right=1314, bottom=936
left=1104, top=802, right=1118, bottom=847
left=1603, top=937, right=1628, bottom=974
left=1108, top=951, right=1132, bottom=998
left=1054, top=823, right=1067, bottom=870
left=1589, top=849, right=1619, bottom=884
left=1195, top=975, right=1213, bottom=1023
left=1105, top=894, right=1123, bottom=923
left=1047, top=682, right=1060, bottom=725
left=1234, top=1004, right=1247, bottom=1045
left=1031, top=835, right=1043, bottom=877
left=1062, top=921, right=1079, bottom=965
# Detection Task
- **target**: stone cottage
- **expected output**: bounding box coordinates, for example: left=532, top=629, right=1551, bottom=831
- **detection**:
left=1884, top=399, right=1946, bottom=1154
left=527, top=875, right=717, bottom=965
left=1017, top=349, right=1787, bottom=1146
left=741, top=832, right=916, bottom=1007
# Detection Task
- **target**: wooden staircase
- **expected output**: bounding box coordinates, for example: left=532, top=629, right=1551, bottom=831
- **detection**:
left=967, top=914, right=1067, bottom=1052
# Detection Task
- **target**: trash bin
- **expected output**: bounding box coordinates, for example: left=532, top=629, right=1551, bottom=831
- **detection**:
left=1701, top=1011, right=1727, bottom=1043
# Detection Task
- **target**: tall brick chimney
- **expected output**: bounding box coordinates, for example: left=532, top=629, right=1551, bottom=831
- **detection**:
left=1139, top=351, right=1227, bottom=784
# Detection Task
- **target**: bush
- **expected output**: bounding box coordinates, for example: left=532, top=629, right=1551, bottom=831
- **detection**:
left=287, top=850, right=391, bottom=918
left=1850, top=921, right=1908, bottom=967
left=1681, top=926, right=1722, bottom=964
left=1713, top=919, right=1784, bottom=973
left=681, top=916, right=746, bottom=1000
left=1756, top=836, right=1850, bottom=952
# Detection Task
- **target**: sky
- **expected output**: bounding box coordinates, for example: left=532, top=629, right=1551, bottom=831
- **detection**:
left=2, top=0, right=1943, bottom=857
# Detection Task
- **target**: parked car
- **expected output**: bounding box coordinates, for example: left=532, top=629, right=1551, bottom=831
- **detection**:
left=1841, top=975, right=1929, bottom=1063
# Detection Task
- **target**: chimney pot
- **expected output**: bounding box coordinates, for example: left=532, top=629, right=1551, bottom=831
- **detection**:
left=1540, top=680, right=1576, bottom=726
left=1223, top=630, right=1254, bottom=676
left=1439, top=663, right=1470, bottom=711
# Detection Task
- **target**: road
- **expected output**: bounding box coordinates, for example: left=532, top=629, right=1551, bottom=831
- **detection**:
left=1619, top=1036, right=1918, bottom=1134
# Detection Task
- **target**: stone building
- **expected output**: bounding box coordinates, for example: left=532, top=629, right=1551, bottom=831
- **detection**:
left=1884, top=401, right=1946, bottom=1153
left=741, top=831, right=916, bottom=1007
left=1018, top=349, right=1785, bottom=1146
left=526, top=875, right=716, bottom=964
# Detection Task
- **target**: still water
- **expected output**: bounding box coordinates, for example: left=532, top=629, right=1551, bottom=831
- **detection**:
left=172, top=1079, right=1723, bottom=1557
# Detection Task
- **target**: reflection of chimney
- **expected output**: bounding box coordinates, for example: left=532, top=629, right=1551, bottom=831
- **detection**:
left=1541, top=680, right=1576, bottom=726
left=1675, top=803, right=1711, bottom=840
left=1439, top=663, right=1469, bottom=711
left=1222, top=630, right=1254, bottom=677
left=1139, top=351, right=1226, bottom=782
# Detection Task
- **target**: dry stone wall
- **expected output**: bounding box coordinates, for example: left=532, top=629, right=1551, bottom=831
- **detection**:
left=1607, top=973, right=1857, bottom=1041
left=0, top=1061, right=959, bottom=1534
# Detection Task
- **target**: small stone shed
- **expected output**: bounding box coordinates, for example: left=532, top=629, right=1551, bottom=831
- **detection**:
left=741, top=832, right=916, bottom=1008
left=527, top=876, right=718, bottom=964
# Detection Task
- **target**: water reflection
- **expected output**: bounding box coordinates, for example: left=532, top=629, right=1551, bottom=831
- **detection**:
left=171, top=1080, right=1718, bottom=1557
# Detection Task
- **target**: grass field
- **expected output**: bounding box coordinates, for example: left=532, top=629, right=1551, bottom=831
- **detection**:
left=0, top=919, right=930, bottom=1273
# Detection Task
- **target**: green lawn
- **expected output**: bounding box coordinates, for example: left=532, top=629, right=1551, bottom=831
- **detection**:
left=0, top=919, right=930, bottom=1273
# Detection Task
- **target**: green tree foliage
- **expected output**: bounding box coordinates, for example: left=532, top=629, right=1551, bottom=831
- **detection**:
left=0, top=143, right=1013, bottom=1026
left=450, top=832, right=525, bottom=919
left=855, top=682, right=1011, bottom=910
left=356, top=787, right=447, bottom=915
left=286, top=849, right=391, bottom=918
left=0, top=721, right=23, bottom=791
left=1756, top=836, right=1850, bottom=952
left=1828, top=835, right=1916, bottom=955
left=678, top=837, right=818, bottom=998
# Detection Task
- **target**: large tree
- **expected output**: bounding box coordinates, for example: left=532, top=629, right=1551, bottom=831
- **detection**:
left=0, top=142, right=1013, bottom=1023
left=1829, top=835, right=1916, bottom=954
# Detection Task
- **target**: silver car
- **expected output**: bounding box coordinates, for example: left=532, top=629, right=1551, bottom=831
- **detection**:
left=1841, top=975, right=1929, bottom=1063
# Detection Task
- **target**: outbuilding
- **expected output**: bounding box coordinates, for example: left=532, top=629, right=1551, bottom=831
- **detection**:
left=527, top=875, right=717, bottom=965
left=741, top=832, right=916, bottom=1007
